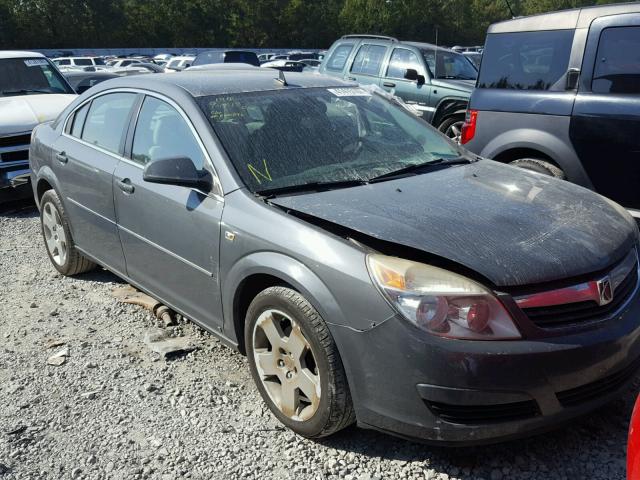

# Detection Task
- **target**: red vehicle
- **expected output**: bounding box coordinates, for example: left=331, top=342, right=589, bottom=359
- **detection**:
left=629, top=395, right=640, bottom=480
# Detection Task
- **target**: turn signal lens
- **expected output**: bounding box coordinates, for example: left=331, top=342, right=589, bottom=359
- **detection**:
left=367, top=255, right=521, bottom=340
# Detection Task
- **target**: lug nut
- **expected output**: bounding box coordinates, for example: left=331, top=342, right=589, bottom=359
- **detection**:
left=278, top=360, right=285, bottom=367
left=286, top=371, right=293, bottom=379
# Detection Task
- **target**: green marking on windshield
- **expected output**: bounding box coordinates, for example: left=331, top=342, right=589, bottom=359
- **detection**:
left=248, top=159, right=272, bottom=184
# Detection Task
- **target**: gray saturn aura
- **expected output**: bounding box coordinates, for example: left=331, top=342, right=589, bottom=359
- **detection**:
left=30, top=69, right=640, bottom=444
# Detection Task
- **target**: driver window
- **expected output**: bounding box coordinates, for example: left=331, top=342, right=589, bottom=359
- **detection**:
left=132, top=96, right=206, bottom=169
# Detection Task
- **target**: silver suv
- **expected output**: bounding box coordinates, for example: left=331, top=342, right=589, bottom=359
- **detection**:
left=462, top=3, right=640, bottom=217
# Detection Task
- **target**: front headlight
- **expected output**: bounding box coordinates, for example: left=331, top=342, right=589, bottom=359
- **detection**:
left=367, top=254, right=521, bottom=340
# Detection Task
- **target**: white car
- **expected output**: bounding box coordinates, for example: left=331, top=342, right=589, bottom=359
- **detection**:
left=53, top=56, right=107, bottom=71
left=0, top=51, right=76, bottom=199
left=106, top=58, right=143, bottom=69
left=164, top=56, right=195, bottom=72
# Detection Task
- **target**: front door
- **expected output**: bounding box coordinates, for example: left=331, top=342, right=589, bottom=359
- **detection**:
left=113, top=95, right=225, bottom=330
left=570, top=14, right=640, bottom=209
left=380, top=47, right=433, bottom=121
left=51, top=92, right=139, bottom=274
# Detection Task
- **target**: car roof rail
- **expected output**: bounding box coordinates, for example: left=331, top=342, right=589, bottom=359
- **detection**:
left=340, top=34, right=399, bottom=42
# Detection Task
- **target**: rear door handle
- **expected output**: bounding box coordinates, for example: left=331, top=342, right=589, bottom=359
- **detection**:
left=117, top=178, right=135, bottom=194
left=55, top=152, right=68, bottom=164
left=383, top=81, right=396, bottom=88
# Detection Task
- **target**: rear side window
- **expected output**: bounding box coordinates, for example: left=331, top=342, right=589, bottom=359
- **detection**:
left=386, top=48, right=422, bottom=79
left=81, top=93, right=137, bottom=154
left=593, top=26, right=640, bottom=94
left=69, top=103, right=90, bottom=138
left=75, top=59, right=92, bottom=66
left=350, top=44, right=387, bottom=76
left=325, top=44, right=353, bottom=71
left=56, top=59, right=71, bottom=66
left=478, top=30, right=574, bottom=90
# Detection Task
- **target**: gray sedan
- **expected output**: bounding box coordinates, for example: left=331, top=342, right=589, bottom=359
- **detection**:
left=29, top=70, right=640, bottom=444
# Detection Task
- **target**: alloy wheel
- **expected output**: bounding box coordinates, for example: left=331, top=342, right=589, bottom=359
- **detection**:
left=252, top=309, right=321, bottom=421
left=42, top=201, right=67, bottom=266
left=445, top=120, right=464, bottom=144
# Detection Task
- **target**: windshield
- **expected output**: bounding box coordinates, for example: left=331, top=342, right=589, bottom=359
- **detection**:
left=421, top=49, right=478, bottom=80
left=198, top=87, right=462, bottom=193
left=0, top=58, right=74, bottom=96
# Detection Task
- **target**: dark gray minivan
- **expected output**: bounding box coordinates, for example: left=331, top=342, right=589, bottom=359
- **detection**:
left=462, top=3, right=640, bottom=216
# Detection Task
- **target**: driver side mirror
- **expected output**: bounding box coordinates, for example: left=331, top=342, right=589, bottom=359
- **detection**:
left=404, top=68, right=425, bottom=85
left=143, top=156, right=211, bottom=191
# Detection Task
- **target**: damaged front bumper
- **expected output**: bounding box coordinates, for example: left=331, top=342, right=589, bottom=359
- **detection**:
left=329, top=289, right=640, bottom=445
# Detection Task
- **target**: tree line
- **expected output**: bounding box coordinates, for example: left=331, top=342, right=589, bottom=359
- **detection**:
left=0, top=0, right=622, bottom=49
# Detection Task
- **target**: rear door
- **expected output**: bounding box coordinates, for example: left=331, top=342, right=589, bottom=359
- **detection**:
left=51, top=91, right=139, bottom=274
left=345, top=43, right=387, bottom=86
left=380, top=47, right=433, bottom=121
left=113, top=94, right=225, bottom=331
left=570, top=14, right=640, bottom=209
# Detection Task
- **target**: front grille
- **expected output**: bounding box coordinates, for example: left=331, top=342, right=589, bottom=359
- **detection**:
left=0, top=133, right=30, bottom=163
left=522, top=267, right=638, bottom=328
left=425, top=399, right=540, bottom=424
left=556, top=356, right=640, bottom=407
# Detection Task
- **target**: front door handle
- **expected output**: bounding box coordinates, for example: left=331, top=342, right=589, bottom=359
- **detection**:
left=55, top=152, right=68, bottom=164
left=347, top=76, right=357, bottom=81
left=117, top=178, right=135, bottom=194
left=383, top=81, right=396, bottom=88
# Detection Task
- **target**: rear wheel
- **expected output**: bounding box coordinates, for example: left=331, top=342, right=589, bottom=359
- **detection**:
left=245, top=286, right=355, bottom=438
left=40, top=190, right=96, bottom=276
left=510, top=158, right=566, bottom=179
left=438, top=116, right=464, bottom=143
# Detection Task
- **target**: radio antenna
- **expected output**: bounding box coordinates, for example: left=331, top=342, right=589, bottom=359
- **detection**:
left=505, top=0, right=515, bottom=18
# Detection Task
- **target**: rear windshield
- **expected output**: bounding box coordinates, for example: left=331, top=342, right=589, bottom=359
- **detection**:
left=478, top=30, right=574, bottom=90
left=0, top=58, right=74, bottom=97
left=198, top=87, right=461, bottom=193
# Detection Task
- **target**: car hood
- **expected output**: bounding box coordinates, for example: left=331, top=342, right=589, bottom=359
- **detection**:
left=0, top=94, right=76, bottom=136
left=431, top=78, right=475, bottom=93
left=271, top=161, right=636, bottom=287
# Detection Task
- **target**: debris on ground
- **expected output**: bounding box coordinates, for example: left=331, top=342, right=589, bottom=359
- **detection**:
left=46, top=347, right=69, bottom=366
left=142, top=328, right=196, bottom=359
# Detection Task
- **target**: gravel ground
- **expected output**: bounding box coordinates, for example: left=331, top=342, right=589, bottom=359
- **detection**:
left=0, top=200, right=638, bottom=480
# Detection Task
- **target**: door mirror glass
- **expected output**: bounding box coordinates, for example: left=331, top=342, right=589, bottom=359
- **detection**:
left=404, top=68, right=425, bottom=84
left=142, top=156, right=211, bottom=191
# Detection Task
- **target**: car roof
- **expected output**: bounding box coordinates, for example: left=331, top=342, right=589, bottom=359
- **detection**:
left=0, top=50, right=45, bottom=59
left=402, top=41, right=463, bottom=53
left=489, top=2, right=640, bottom=33
left=90, top=70, right=351, bottom=97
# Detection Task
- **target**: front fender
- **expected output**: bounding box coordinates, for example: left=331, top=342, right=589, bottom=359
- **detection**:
left=221, top=251, right=349, bottom=344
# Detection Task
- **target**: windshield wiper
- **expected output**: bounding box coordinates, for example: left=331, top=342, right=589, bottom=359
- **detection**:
left=368, top=157, right=471, bottom=183
left=257, top=179, right=368, bottom=198
left=1, top=88, right=51, bottom=96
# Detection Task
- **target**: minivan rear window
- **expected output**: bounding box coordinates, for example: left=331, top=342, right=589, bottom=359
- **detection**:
left=478, top=30, right=574, bottom=90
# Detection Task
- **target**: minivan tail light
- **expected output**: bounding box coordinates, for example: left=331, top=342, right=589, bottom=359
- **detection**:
left=460, top=110, right=478, bottom=145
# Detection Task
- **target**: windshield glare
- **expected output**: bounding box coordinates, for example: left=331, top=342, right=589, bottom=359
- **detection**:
left=0, top=58, right=74, bottom=96
left=422, top=49, right=478, bottom=80
left=199, top=87, right=462, bottom=193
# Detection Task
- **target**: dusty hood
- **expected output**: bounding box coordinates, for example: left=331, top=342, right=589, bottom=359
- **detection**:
left=271, top=161, right=637, bottom=287
left=0, top=94, right=76, bottom=136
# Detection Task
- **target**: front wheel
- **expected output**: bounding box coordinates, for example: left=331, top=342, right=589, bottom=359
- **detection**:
left=245, top=286, right=355, bottom=438
left=40, top=190, right=96, bottom=276
left=438, top=116, right=465, bottom=143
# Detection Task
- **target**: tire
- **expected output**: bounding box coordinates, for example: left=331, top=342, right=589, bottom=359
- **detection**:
left=40, top=189, right=96, bottom=276
left=510, top=158, right=566, bottom=179
left=245, top=286, right=355, bottom=438
left=437, top=116, right=464, bottom=143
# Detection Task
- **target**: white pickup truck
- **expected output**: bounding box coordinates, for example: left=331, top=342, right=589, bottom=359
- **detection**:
left=0, top=51, right=76, bottom=201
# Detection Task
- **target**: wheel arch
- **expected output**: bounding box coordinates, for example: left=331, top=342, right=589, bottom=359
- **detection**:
left=34, top=166, right=63, bottom=210
left=478, top=129, right=594, bottom=188
left=223, top=252, right=347, bottom=355
left=432, top=98, right=468, bottom=127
